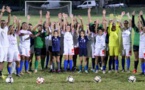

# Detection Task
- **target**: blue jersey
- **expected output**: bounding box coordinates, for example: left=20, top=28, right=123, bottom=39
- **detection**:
left=52, top=36, right=61, bottom=52
left=78, top=36, right=88, bottom=49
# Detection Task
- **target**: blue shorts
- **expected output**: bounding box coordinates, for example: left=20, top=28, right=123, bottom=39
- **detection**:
left=79, top=48, right=87, bottom=57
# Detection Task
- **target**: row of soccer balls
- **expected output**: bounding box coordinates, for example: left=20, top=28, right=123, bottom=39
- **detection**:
left=6, top=75, right=136, bottom=84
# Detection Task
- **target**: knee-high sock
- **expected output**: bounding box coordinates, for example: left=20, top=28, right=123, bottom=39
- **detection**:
left=122, top=58, right=125, bottom=70
left=45, top=55, right=49, bottom=68
left=96, top=65, right=99, bottom=71
left=60, top=55, right=63, bottom=69
left=16, top=66, right=20, bottom=75
left=7, top=66, right=12, bottom=75
left=25, top=60, right=29, bottom=71
left=64, top=60, right=68, bottom=71
left=69, top=60, right=73, bottom=71
left=115, top=59, right=119, bottom=71
left=126, top=58, right=130, bottom=70
left=108, top=58, right=112, bottom=70
left=79, top=65, right=82, bottom=71
left=134, top=60, right=139, bottom=70
left=35, top=60, right=39, bottom=70
left=141, top=62, right=144, bottom=73
left=112, top=59, right=115, bottom=70
left=57, top=62, right=60, bottom=70
left=73, top=55, right=77, bottom=67
left=92, top=58, right=95, bottom=69
left=41, top=59, right=45, bottom=70
left=20, top=60, right=24, bottom=72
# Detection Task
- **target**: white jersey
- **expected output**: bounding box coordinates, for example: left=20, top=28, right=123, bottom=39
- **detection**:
left=64, top=32, right=74, bottom=47
left=95, top=33, right=106, bottom=49
left=0, top=26, right=9, bottom=47
left=122, top=27, right=132, bottom=45
left=72, top=30, right=78, bottom=48
left=19, top=30, right=32, bottom=48
left=8, top=34, right=18, bottom=49
left=139, top=31, right=145, bottom=48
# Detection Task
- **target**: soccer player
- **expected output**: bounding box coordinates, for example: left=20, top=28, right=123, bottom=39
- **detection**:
left=108, top=12, right=124, bottom=73
left=0, top=6, right=11, bottom=78
left=132, top=11, right=140, bottom=73
left=32, top=11, right=49, bottom=73
left=138, top=11, right=145, bottom=75
left=94, top=19, right=107, bottom=74
left=77, top=24, right=90, bottom=73
left=51, top=22, right=61, bottom=72
left=63, top=13, right=74, bottom=71
left=7, top=16, right=21, bottom=76
left=121, top=13, right=132, bottom=72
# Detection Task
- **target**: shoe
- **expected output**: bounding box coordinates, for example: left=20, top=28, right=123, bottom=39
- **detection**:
left=34, top=69, right=37, bottom=73
left=26, top=71, right=31, bottom=74
left=121, top=70, right=125, bottom=72
left=49, top=69, right=53, bottom=73
left=132, top=69, right=137, bottom=74
left=126, top=70, right=130, bottom=73
left=0, top=75, right=6, bottom=80
left=78, top=70, right=82, bottom=73
left=91, top=69, right=95, bottom=72
left=16, top=74, right=21, bottom=77
left=103, top=71, right=106, bottom=74
left=20, top=72, right=24, bottom=75
left=95, top=70, right=98, bottom=73
left=52, top=70, right=56, bottom=72
left=115, top=70, right=119, bottom=73
left=108, top=70, right=112, bottom=73
left=85, top=70, right=88, bottom=73
left=57, top=69, right=61, bottom=73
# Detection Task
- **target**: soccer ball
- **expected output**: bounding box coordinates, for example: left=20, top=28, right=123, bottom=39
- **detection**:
left=128, top=75, right=136, bottom=83
left=66, top=76, right=74, bottom=83
left=94, top=76, right=101, bottom=83
left=5, top=76, right=14, bottom=83
left=36, top=77, right=44, bottom=84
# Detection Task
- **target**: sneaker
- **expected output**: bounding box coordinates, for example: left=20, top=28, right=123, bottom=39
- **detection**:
left=126, top=70, right=130, bottom=73
left=108, top=70, right=112, bottom=73
left=95, top=70, right=98, bottom=73
left=57, top=69, right=61, bottom=73
left=34, top=69, right=37, bottom=73
left=85, top=70, right=88, bottom=73
left=78, top=70, right=82, bottom=73
left=16, top=74, right=21, bottom=77
left=100, top=67, right=103, bottom=71
left=26, top=71, right=31, bottom=74
left=20, top=72, right=24, bottom=75
left=103, top=71, right=106, bottom=74
left=132, top=69, right=137, bottom=74
left=115, top=70, right=119, bottom=73
left=91, top=69, right=95, bottom=72
left=121, top=70, right=125, bottom=72
left=0, top=75, right=6, bottom=79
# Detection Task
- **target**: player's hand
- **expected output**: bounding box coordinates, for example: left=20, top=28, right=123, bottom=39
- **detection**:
left=39, top=10, right=42, bottom=15
left=1, top=6, right=5, bottom=13
left=121, top=11, right=125, bottom=16
left=46, top=11, right=50, bottom=18
left=132, top=11, right=135, bottom=16
left=88, top=8, right=91, bottom=13
left=58, top=13, right=62, bottom=19
left=13, top=15, right=17, bottom=24
left=78, top=15, right=82, bottom=20
left=6, top=6, right=11, bottom=13
left=139, top=11, right=143, bottom=16
left=27, top=15, right=30, bottom=20
left=102, top=9, right=106, bottom=15
left=70, top=14, right=73, bottom=18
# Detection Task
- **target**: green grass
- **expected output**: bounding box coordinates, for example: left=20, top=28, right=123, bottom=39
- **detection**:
left=1, top=8, right=145, bottom=90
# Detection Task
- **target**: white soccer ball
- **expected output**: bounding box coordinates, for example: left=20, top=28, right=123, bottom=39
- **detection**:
left=5, top=76, right=14, bottom=83
left=36, top=77, right=44, bottom=84
left=66, top=76, right=74, bottom=83
left=128, top=75, right=136, bottom=83
left=94, top=76, right=101, bottom=83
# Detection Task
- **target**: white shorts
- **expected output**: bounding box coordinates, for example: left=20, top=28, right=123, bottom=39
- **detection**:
left=63, top=46, right=74, bottom=55
left=122, top=49, right=131, bottom=56
left=0, top=47, right=8, bottom=62
left=30, top=45, right=34, bottom=54
left=7, top=48, right=20, bottom=62
left=94, top=48, right=105, bottom=57
left=19, top=46, right=30, bottom=57
left=139, top=47, right=145, bottom=59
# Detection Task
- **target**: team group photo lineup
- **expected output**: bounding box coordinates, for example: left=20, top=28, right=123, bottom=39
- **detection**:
left=0, top=0, right=145, bottom=88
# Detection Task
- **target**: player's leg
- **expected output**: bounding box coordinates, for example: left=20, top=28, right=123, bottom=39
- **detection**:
left=56, top=52, right=61, bottom=72
left=126, top=49, right=131, bottom=72
left=7, top=50, right=14, bottom=76
left=19, top=47, right=25, bottom=74
left=25, top=48, right=31, bottom=74
left=48, top=46, right=53, bottom=72
left=121, top=50, right=125, bottom=72
left=139, top=48, right=145, bottom=75
left=29, top=45, right=34, bottom=71
left=108, top=46, right=114, bottom=72
left=114, top=46, right=119, bottom=73
left=34, top=48, right=41, bottom=73
left=68, top=47, right=74, bottom=71
left=0, top=48, right=5, bottom=78
left=14, top=51, right=21, bottom=76
left=45, top=51, right=49, bottom=69
left=101, top=49, right=106, bottom=74
left=94, top=48, right=100, bottom=73
left=52, top=53, right=56, bottom=72
left=133, top=45, right=139, bottom=73
left=84, top=49, right=88, bottom=73
left=40, top=48, right=46, bottom=70
left=78, top=48, right=83, bottom=73
left=73, top=47, right=79, bottom=71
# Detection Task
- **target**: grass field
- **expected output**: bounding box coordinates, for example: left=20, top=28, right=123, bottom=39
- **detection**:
left=0, top=7, right=145, bottom=90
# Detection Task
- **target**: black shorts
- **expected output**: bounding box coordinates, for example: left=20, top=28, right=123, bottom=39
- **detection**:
left=79, top=48, right=87, bottom=57
left=34, top=48, right=46, bottom=56
left=52, top=51, right=60, bottom=56
left=48, top=46, right=52, bottom=53
left=133, top=45, right=139, bottom=52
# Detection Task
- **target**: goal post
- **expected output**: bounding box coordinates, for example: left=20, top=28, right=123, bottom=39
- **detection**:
left=25, top=1, right=72, bottom=16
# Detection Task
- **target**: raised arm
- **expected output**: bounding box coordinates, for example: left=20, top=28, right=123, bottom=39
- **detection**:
left=102, top=9, right=106, bottom=21
left=0, top=6, right=5, bottom=25
left=88, top=8, right=92, bottom=23
left=139, top=11, right=145, bottom=26
left=6, top=6, right=11, bottom=26
left=95, top=19, right=99, bottom=33
left=132, top=11, right=135, bottom=28
left=126, top=12, right=132, bottom=27
left=70, top=14, right=74, bottom=28
left=27, top=15, right=30, bottom=24
left=76, top=24, right=80, bottom=36
left=63, top=13, right=66, bottom=31
left=78, top=15, right=84, bottom=30
left=56, top=22, right=61, bottom=37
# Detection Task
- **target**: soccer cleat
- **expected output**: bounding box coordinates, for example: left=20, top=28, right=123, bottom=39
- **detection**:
left=16, top=74, right=21, bottom=77
left=85, top=70, right=88, bottom=73
left=20, top=72, right=24, bottom=75
left=108, top=70, right=112, bottom=73
left=126, top=70, right=130, bottom=73
left=132, top=69, right=137, bottom=74
left=78, top=70, right=82, bottom=73
left=115, top=70, right=119, bottom=73
left=121, top=70, right=125, bottom=72
left=103, top=71, right=106, bottom=74
left=95, top=70, right=98, bottom=74
left=26, top=71, right=31, bottom=74
left=34, top=69, right=38, bottom=73
left=0, top=75, right=6, bottom=80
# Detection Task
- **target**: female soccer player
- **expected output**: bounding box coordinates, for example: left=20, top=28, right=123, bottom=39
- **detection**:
left=63, top=13, right=74, bottom=71
left=7, top=16, right=21, bottom=76
left=51, top=22, right=61, bottom=72
left=32, top=11, right=49, bottom=73
left=94, top=19, right=107, bottom=74
left=77, top=24, right=90, bottom=73
left=132, top=11, right=141, bottom=73
left=121, top=13, right=132, bottom=72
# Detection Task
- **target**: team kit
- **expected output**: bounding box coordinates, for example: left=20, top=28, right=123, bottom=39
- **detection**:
left=0, top=6, right=145, bottom=79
